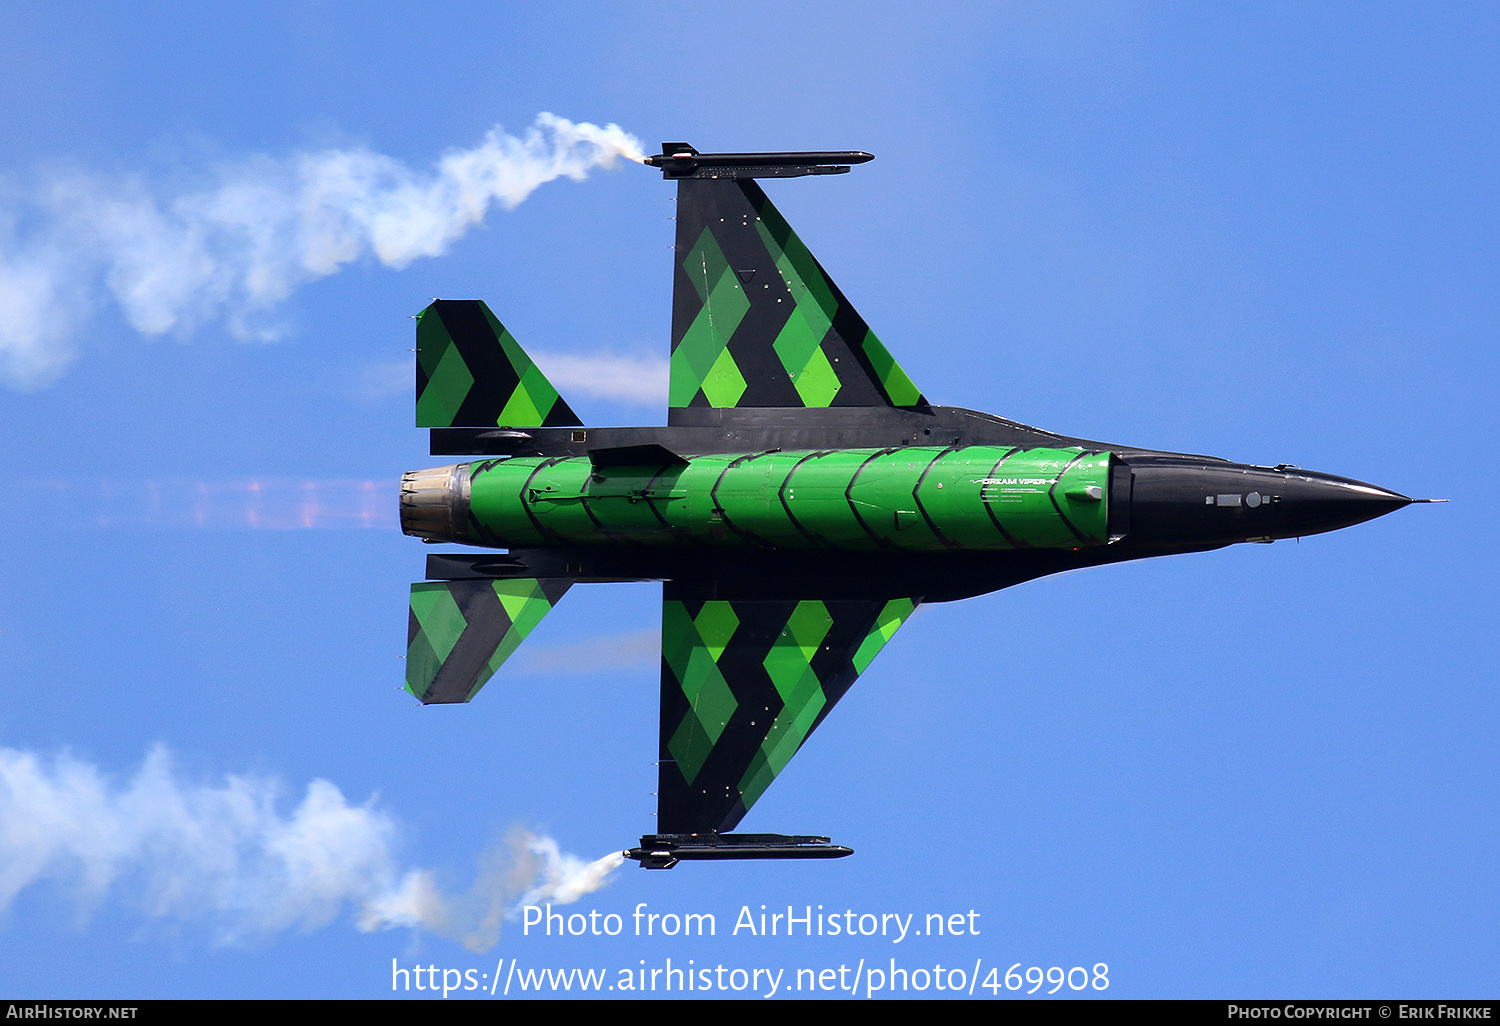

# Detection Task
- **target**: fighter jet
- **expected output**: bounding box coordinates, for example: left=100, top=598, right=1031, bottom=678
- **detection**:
left=399, top=144, right=1425, bottom=869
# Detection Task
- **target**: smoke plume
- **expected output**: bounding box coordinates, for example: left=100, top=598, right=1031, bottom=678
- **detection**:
left=0, top=745, right=623, bottom=951
left=0, top=113, right=645, bottom=390
left=358, top=349, right=669, bottom=407
left=514, top=629, right=661, bottom=676
left=531, top=351, right=669, bottom=407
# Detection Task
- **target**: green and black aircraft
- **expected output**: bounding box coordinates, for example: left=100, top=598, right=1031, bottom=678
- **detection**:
left=400, top=145, right=1421, bottom=869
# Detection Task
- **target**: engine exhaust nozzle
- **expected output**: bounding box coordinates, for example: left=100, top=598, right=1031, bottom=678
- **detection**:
left=399, top=463, right=471, bottom=542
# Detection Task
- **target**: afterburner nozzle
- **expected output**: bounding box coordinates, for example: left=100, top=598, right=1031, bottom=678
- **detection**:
left=399, top=464, right=471, bottom=542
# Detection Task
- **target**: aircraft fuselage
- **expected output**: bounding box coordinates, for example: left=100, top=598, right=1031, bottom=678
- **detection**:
left=402, top=405, right=1411, bottom=601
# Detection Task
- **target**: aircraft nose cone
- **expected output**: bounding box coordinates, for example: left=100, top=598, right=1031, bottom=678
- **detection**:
left=1278, top=471, right=1411, bottom=535
left=1126, top=458, right=1415, bottom=545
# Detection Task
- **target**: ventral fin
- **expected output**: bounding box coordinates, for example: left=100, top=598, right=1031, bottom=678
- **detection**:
left=588, top=443, right=689, bottom=468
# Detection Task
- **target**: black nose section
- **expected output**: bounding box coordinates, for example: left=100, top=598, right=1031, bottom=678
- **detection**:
left=1127, top=458, right=1412, bottom=545
left=1274, top=471, right=1411, bottom=535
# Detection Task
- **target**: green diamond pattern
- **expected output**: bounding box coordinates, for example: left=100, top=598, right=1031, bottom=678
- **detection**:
left=755, top=205, right=922, bottom=408
left=792, top=346, right=841, bottom=406
left=405, top=633, right=441, bottom=700
left=860, top=329, right=922, bottom=407
left=739, top=601, right=834, bottom=807
left=771, top=304, right=823, bottom=376
left=406, top=583, right=468, bottom=699
left=663, top=600, right=740, bottom=784
left=672, top=228, right=753, bottom=408
left=700, top=347, right=748, bottom=407
left=851, top=597, right=916, bottom=673
left=415, top=342, right=474, bottom=427
left=415, top=308, right=451, bottom=378
left=659, top=591, right=923, bottom=832
left=688, top=661, right=738, bottom=740
left=667, top=711, right=714, bottom=784
left=756, top=218, right=838, bottom=326
left=405, top=577, right=571, bottom=704
left=662, top=601, right=699, bottom=681
left=488, top=311, right=564, bottom=427
left=409, top=584, right=467, bottom=661
left=684, top=224, right=729, bottom=304
left=783, top=600, right=832, bottom=662
left=479, top=580, right=556, bottom=693
left=414, top=301, right=577, bottom=428
left=694, top=601, right=740, bottom=660
left=497, top=373, right=544, bottom=428
left=493, top=579, right=549, bottom=631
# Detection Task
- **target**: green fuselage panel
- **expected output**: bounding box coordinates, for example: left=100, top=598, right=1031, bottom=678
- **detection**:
left=458, top=446, right=1111, bottom=552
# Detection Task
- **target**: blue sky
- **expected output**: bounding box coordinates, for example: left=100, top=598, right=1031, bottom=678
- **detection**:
left=0, top=2, right=1495, bottom=1000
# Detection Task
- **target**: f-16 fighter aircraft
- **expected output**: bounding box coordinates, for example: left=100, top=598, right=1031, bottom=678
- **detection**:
left=399, top=144, right=1423, bottom=869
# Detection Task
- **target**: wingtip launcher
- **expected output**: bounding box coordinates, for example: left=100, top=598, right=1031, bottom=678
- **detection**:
left=624, top=833, right=854, bottom=870
left=644, top=143, right=874, bottom=179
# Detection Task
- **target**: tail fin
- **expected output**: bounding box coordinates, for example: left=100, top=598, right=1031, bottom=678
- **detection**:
left=415, top=299, right=582, bottom=428
left=668, top=177, right=926, bottom=419
left=406, top=577, right=573, bottom=704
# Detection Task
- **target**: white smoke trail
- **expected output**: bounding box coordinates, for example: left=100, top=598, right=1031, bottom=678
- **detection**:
left=357, top=350, right=670, bottom=407
left=530, top=351, right=669, bottom=407
left=0, top=113, right=645, bottom=390
left=0, top=746, right=624, bottom=951
left=513, top=629, right=661, bottom=675
left=512, top=833, right=627, bottom=907
left=363, top=830, right=626, bottom=952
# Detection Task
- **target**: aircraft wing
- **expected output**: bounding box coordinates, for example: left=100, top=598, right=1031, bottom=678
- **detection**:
left=668, top=176, right=927, bottom=416
left=657, top=583, right=919, bottom=833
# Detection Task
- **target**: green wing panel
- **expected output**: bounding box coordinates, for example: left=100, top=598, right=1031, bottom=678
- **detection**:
left=415, top=299, right=582, bottom=428
left=406, top=578, right=572, bottom=704
left=668, top=178, right=928, bottom=418
left=656, top=586, right=919, bottom=833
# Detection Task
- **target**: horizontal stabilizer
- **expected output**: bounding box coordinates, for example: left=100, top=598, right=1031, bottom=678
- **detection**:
left=406, top=577, right=572, bottom=703
left=416, top=299, right=581, bottom=429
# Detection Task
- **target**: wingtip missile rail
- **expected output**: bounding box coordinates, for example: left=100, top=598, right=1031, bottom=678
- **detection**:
left=625, top=833, right=855, bottom=871
left=643, top=143, right=874, bottom=179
